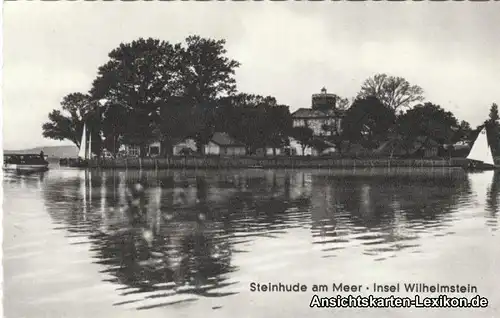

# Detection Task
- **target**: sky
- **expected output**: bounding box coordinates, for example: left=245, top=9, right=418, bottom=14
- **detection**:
left=2, top=1, right=499, bottom=150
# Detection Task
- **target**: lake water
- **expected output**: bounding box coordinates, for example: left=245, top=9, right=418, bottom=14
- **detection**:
left=2, top=167, right=499, bottom=318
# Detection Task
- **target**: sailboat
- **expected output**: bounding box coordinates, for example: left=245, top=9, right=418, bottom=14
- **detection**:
left=69, top=123, right=93, bottom=168
left=465, top=126, right=499, bottom=171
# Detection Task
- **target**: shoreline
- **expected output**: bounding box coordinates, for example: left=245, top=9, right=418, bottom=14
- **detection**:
left=58, top=156, right=470, bottom=170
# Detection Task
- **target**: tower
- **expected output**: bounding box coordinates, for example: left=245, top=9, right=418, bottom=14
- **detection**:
left=312, top=87, right=337, bottom=112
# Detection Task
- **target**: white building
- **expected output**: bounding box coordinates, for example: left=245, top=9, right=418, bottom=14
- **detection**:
left=119, top=141, right=161, bottom=157
left=173, top=138, right=197, bottom=155
left=291, top=87, right=345, bottom=137
left=204, top=132, right=246, bottom=156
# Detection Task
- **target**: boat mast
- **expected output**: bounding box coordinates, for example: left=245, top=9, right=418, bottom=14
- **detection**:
left=87, top=131, right=92, bottom=160
left=78, top=123, right=87, bottom=159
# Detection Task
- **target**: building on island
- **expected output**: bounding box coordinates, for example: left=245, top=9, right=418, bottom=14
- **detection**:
left=119, top=141, right=161, bottom=157
left=173, top=138, right=197, bottom=155
left=255, top=147, right=284, bottom=156
left=204, top=132, right=246, bottom=156
left=291, top=87, right=346, bottom=137
left=118, top=132, right=246, bottom=157
left=290, top=87, right=347, bottom=155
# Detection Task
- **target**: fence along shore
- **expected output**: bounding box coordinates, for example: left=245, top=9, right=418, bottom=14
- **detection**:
left=60, top=156, right=471, bottom=170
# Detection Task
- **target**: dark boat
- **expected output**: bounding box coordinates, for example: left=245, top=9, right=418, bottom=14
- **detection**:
left=68, top=158, right=89, bottom=168
left=3, top=153, right=49, bottom=173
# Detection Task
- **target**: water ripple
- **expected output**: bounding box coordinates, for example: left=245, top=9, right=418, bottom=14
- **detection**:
left=4, top=168, right=500, bottom=313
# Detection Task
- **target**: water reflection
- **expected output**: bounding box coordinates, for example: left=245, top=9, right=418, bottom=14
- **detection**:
left=481, top=172, right=499, bottom=231
left=38, top=168, right=499, bottom=310
left=2, top=171, right=46, bottom=190
left=309, top=169, right=472, bottom=260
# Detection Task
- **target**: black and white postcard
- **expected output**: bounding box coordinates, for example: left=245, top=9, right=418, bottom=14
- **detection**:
left=1, top=1, right=499, bottom=318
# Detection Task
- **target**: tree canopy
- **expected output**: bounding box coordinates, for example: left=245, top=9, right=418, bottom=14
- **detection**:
left=213, top=93, right=292, bottom=154
left=356, top=73, right=424, bottom=111
left=342, top=96, right=397, bottom=149
left=486, top=103, right=500, bottom=155
left=42, top=92, right=101, bottom=154
left=291, top=126, right=314, bottom=154
left=41, top=35, right=494, bottom=160
left=395, top=102, right=462, bottom=154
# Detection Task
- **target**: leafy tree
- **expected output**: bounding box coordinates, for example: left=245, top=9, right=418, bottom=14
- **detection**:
left=42, top=92, right=102, bottom=155
left=42, top=110, right=80, bottom=146
left=156, top=97, right=195, bottom=156
left=322, top=118, right=344, bottom=153
left=342, top=96, right=396, bottom=149
left=454, top=120, right=473, bottom=144
left=101, top=103, right=129, bottom=156
left=90, top=38, right=181, bottom=154
left=317, top=91, right=349, bottom=153
left=180, top=35, right=241, bottom=107
left=335, top=96, right=351, bottom=110
left=89, top=36, right=241, bottom=155
left=214, top=93, right=291, bottom=155
left=488, top=103, right=499, bottom=123
left=485, top=103, right=500, bottom=155
left=291, top=126, right=314, bottom=155
left=263, top=105, right=293, bottom=155
left=395, top=102, right=460, bottom=155
left=356, top=73, right=424, bottom=111
left=191, top=107, right=217, bottom=155
left=215, top=100, right=263, bottom=154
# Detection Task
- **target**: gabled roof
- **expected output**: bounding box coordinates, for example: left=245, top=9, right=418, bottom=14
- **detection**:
left=373, top=137, right=441, bottom=156
left=210, top=132, right=245, bottom=147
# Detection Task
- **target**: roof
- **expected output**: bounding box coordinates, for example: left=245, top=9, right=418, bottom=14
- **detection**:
left=373, top=137, right=441, bottom=156
left=210, top=132, right=245, bottom=147
left=292, top=108, right=345, bottom=118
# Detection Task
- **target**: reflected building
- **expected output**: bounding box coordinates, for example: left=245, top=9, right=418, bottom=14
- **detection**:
left=308, top=169, right=471, bottom=259
left=39, top=168, right=477, bottom=309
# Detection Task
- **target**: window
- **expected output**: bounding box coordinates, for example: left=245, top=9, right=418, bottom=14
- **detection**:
left=150, top=146, right=160, bottom=155
left=128, top=145, right=140, bottom=157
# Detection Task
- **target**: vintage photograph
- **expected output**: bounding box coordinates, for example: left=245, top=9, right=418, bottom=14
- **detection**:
left=2, top=1, right=499, bottom=318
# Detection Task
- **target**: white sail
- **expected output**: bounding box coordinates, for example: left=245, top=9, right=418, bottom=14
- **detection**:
left=87, top=132, right=92, bottom=160
left=467, top=127, right=495, bottom=166
left=78, top=123, right=87, bottom=159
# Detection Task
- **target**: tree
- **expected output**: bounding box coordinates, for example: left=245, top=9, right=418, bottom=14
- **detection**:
left=454, top=120, right=473, bottom=144
left=263, top=105, right=293, bottom=155
left=191, top=106, right=217, bottom=155
left=356, top=73, right=424, bottom=111
left=395, top=102, right=461, bottom=155
left=155, top=97, right=195, bottom=156
left=488, top=103, right=499, bottom=123
left=42, top=92, right=96, bottom=149
left=335, top=96, right=350, bottom=110
left=89, top=36, right=241, bottom=155
left=291, top=127, right=314, bottom=155
left=214, top=93, right=291, bottom=155
left=215, top=97, right=265, bottom=154
left=485, top=103, right=500, bottom=155
left=90, top=38, right=181, bottom=155
left=101, top=103, right=129, bottom=156
left=180, top=35, right=241, bottom=108
left=316, top=91, right=350, bottom=153
left=322, top=117, right=345, bottom=153
left=342, top=96, right=396, bottom=149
